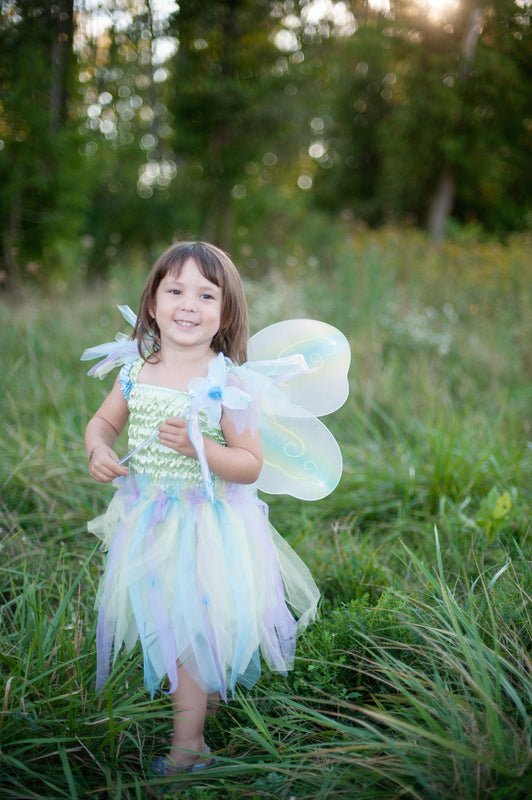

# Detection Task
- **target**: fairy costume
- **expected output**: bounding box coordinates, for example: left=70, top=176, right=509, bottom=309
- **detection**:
left=82, top=309, right=350, bottom=699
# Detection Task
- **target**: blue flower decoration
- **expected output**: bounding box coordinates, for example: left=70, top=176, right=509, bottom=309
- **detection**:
left=187, top=353, right=253, bottom=502
left=118, top=365, right=134, bottom=400
left=189, top=354, right=251, bottom=427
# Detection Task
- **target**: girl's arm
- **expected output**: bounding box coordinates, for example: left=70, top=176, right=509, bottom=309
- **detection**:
left=85, top=377, right=130, bottom=482
left=158, top=413, right=263, bottom=485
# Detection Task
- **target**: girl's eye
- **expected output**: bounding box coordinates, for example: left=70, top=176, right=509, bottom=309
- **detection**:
left=169, top=289, right=181, bottom=295
left=201, top=293, right=214, bottom=300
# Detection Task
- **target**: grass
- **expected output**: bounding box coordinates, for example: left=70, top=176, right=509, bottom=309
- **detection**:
left=0, top=225, right=530, bottom=798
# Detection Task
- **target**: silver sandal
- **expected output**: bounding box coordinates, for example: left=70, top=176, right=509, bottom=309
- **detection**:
left=149, top=747, right=213, bottom=776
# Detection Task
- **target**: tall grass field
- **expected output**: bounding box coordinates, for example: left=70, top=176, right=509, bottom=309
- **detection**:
left=1, top=227, right=530, bottom=799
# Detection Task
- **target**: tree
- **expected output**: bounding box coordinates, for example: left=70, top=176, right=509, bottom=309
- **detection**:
left=310, top=0, right=532, bottom=235
left=73, top=0, right=182, bottom=275
left=0, top=0, right=87, bottom=290
left=165, top=0, right=302, bottom=244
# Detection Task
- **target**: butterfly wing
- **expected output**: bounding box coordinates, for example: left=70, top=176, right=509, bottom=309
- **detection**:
left=231, top=320, right=350, bottom=500
left=258, top=409, right=343, bottom=500
left=247, top=319, right=351, bottom=416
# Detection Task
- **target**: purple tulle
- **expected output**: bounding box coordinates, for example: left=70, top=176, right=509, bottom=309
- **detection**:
left=92, top=474, right=317, bottom=698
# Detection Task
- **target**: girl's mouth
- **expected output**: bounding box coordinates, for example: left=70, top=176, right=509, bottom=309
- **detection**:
left=174, top=320, right=198, bottom=328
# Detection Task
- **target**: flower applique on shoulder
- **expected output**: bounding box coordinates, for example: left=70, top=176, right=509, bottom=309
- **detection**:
left=80, top=305, right=145, bottom=380
left=118, top=360, right=136, bottom=401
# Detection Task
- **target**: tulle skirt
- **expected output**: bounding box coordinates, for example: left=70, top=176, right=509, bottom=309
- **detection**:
left=89, top=474, right=319, bottom=699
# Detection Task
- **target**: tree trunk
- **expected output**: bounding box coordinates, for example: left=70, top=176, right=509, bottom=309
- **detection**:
left=427, top=6, right=483, bottom=242
left=461, top=7, right=483, bottom=77
left=2, top=194, right=22, bottom=297
left=427, top=171, right=456, bottom=244
left=49, top=0, right=75, bottom=132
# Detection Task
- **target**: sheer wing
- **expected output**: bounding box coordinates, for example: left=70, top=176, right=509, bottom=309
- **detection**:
left=230, top=320, right=351, bottom=499
left=259, top=411, right=343, bottom=500
left=224, top=372, right=346, bottom=501
left=247, top=319, right=351, bottom=416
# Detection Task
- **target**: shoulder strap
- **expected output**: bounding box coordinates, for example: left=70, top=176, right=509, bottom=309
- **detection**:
left=118, top=357, right=143, bottom=400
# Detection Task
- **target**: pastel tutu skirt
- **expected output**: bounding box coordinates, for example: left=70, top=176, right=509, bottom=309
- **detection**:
left=89, top=474, right=319, bottom=699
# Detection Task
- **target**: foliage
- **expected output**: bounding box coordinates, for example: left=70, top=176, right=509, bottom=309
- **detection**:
left=1, top=2, right=531, bottom=289
left=0, top=1, right=91, bottom=289
left=166, top=0, right=303, bottom=244
left=221, top=539, right=530, bottom=800
left=311, top=1, right=532, bottom=231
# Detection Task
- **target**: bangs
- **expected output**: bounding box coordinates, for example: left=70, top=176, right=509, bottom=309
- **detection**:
left=163, top=244, right=225, bottom=290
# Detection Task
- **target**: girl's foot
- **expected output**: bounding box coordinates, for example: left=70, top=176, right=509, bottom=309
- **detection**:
left=150, top=746, right=213, bottom=776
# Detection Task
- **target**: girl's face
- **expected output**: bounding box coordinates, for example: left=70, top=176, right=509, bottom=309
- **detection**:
left=151, top=258, right=222, bottom=354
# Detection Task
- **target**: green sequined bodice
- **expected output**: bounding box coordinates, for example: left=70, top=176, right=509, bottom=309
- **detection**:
left=126, top=359, right=226, bottom=486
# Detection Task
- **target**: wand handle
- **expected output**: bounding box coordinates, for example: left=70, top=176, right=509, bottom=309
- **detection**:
left=118, top=430, right=159, bottom=465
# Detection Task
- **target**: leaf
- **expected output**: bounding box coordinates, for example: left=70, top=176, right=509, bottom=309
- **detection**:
left=493, top=492, right=512, bottom=519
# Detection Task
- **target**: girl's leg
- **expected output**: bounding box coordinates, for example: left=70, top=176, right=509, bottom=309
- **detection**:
left=207, top=691, right=221, bottom=716
left=168, top=662, right=209, bottom=766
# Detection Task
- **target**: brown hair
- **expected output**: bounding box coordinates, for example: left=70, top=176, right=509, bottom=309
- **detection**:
left=134, top=241, right=249, bottom=364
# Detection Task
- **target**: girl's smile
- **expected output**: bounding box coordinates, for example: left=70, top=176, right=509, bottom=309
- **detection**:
left=151, top=259, right=222, bottom=352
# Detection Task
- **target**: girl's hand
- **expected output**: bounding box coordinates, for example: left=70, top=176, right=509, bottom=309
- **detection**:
left=159, top=416, right=196, bottom=457
left=89, top=444, right=129, bottom=482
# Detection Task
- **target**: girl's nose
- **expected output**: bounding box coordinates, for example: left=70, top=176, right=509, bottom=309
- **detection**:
left=179, top=294, right=196, bottom=311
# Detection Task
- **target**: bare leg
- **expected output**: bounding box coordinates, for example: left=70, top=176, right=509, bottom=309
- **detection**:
left=168, top=662, right=209, bottom=767
left=207, top=691, right=221, bottom=717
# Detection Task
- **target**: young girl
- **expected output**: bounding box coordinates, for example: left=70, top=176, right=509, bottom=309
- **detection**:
left=83, top=241, right=349, bottom=775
